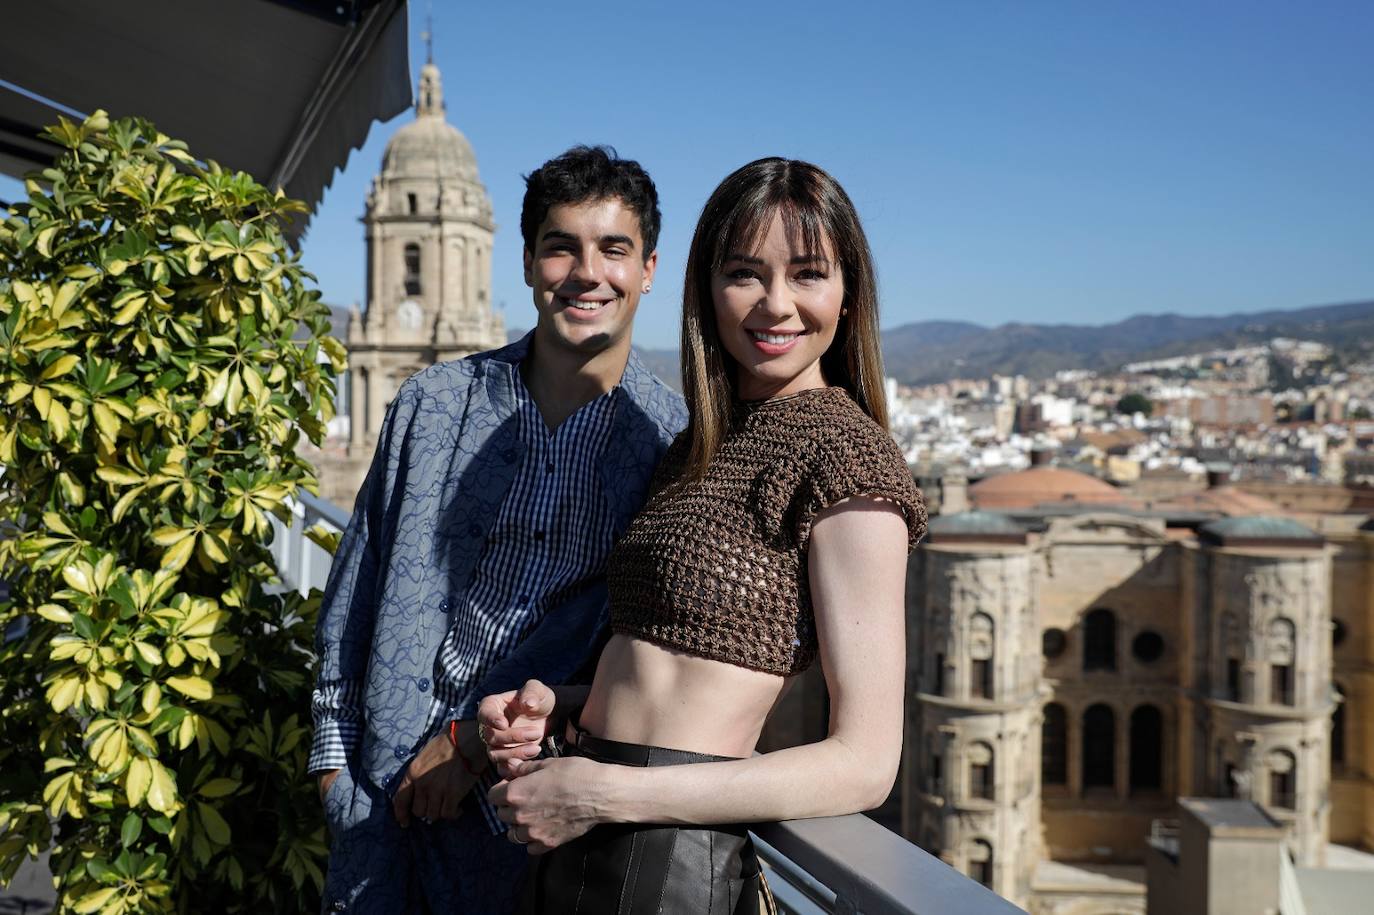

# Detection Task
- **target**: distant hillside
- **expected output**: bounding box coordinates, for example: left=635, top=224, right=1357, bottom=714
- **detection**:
left=511, top=298, right=1374, bottom=388
left=880, top=299, right=1374, bottom=384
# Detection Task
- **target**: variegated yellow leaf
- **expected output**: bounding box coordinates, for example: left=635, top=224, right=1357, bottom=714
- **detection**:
left=166, top=675, right=213, bottom=701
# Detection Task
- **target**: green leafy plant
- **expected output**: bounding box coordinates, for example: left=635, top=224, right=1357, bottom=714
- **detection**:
left=0, top=111, right=344, bottom=913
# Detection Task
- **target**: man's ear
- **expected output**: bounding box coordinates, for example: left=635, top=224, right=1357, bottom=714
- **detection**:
left=523, top=247, right=534, bottom=287
left=642, top=249, right=659, bottom=288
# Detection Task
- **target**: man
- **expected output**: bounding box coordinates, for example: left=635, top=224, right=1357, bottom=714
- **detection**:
left=309, top=146, right=685, bottom=913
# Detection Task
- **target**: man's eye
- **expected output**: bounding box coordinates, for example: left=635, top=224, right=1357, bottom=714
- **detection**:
left=605, top=248, right=627, bottom=258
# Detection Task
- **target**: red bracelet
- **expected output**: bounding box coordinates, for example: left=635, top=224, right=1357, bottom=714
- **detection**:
left=449, top=720, right=484, bottom=777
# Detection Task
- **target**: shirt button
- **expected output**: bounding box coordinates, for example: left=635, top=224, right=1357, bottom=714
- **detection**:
left=467, top=523, right=481, bottom=537
left=533, top=530, right=545, bottom=542
left=519, top=593, right=530, bottom=605
left=439, top=599, right=449, bottom=613
left=418, top=678, right=430, bottom=692
left=393, top=746, right=408, bottom=761
left=545, top=461, right=555, bottom=474
left=501, top=448, right=517, bottom=462
left=331, top=902, right=347, bottom=912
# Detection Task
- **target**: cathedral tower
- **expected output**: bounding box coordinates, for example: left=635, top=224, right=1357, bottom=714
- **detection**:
left=348, top=59, right=504, bottom=453
left=1195, top=517, right=1332, bottom=865
left=907, top=512, right=1043, bottom=906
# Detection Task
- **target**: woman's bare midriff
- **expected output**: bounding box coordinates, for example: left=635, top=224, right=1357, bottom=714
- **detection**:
left=576, top=633, right=795, bottom=758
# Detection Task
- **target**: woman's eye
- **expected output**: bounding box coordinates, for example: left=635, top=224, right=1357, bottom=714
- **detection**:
left=795, top=269, right=827, bottom=282
left=725, top=269, right=758, bottom=282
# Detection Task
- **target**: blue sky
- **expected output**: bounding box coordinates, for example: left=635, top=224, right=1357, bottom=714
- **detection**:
left=6, top=1, right=1373, bottom=349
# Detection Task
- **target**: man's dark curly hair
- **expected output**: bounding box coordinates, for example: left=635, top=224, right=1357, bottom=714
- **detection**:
left=520, top=145, right=661, bottom=260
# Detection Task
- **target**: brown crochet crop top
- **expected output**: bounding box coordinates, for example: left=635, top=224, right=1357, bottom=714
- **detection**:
left=607, top=386, right=927, bottom=676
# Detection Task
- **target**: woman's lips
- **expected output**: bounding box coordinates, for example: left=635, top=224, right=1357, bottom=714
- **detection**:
left=747, top=329, right=803, bottom=355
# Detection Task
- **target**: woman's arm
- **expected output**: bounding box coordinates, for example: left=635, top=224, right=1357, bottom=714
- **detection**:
left=488, top=496, right=909, bottom=851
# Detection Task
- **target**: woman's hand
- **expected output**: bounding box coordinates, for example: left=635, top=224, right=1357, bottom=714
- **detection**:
left=488, top=756, right=611, bottom=854
left=477, top=679, right=557, bottom=778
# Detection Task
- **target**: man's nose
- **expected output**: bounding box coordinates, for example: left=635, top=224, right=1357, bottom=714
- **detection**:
left=569, top=249, right=604, bottom=285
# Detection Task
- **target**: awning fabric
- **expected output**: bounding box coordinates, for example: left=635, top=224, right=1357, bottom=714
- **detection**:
left=0, top=0, right=411, bottom=238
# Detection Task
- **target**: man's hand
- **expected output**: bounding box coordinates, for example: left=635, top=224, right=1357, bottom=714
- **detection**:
left=477, top=679, right=558, bottom=779
left=318, top=769, right=342, bottom=805
left=391, top=722, right=485, bottom=828
left=488, top=756, right=609, bottom=854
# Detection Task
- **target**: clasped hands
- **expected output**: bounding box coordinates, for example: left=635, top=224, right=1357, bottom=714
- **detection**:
left=478, top=679, right=608, bottom=854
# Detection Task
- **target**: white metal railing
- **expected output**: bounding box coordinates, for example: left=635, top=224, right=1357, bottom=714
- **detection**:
left=272, top=495, right=1025, bottom=915
left=268, top=490, right=349, bottom=596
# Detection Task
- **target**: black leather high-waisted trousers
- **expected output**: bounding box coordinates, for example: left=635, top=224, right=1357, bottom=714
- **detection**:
left=516, top=728, right=773, bottom=915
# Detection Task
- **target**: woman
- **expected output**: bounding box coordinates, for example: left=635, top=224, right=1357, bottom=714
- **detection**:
left=481, top=158, right=926, bottom=914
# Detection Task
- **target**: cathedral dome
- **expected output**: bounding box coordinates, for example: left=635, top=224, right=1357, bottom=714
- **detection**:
left=380, top=62, right=479, bottom=183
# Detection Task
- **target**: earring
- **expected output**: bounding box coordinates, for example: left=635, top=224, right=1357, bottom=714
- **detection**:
left=841, top=307, right=850, bottom=316
left=643, top=286, right=651, bottom=293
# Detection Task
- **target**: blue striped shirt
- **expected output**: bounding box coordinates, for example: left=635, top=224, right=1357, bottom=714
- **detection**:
left=310, top=368, right=621, bottom=831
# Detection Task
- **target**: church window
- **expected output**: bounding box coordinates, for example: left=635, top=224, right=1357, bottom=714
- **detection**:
left=1271, top=665, right=1294, bottom=706
left=1332, top=682, right=1346, bottom=767
left=1132, top=630, right=1164, bottom=663
left=1083, top=608, right=1116, bottom=671
left=1226, top=658, right=1241, bottom=702
left=1268, top=750, right=1295, bottom=809
left=968, top=840, right=993, bottom=888
left=407, top=192, right=417, bottom=214
left=969, top=742, right=994, bottom=800
left=969, top=613, right=994, bottom=698
left=1332, top=619, right=1348, bottom=648
left=1082, top=704, right=1115, bottom=791
left=1042, top=627, right=1067, bottom=659
left=1267, top=618, right=1296, bottom=706
left=404, top=243, right=422, bottom=295
left=971, top=659, right=992, bottom=699
left=929, top=747, right=943, bottom=794
left=1129, top=705, right=1163, bottom=791
left=933, top=652, right=945, bottom=696
left=1042, top=703, right=1068, bottom=786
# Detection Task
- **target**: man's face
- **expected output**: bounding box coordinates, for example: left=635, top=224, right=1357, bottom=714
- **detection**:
left=523, top=197, right=657, bottom=356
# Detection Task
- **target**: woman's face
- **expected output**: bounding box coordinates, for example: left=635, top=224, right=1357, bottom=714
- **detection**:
left=711, top=211, right=845, bottom=401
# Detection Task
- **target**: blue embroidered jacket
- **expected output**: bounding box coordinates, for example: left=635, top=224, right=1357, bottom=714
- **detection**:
left=310, top=335, right=686, bottom=791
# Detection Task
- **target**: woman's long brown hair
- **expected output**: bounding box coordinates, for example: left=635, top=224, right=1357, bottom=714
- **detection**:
left=679, top=158, right=888, bottom=481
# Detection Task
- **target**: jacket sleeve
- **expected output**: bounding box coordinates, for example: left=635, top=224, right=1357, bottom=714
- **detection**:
left=307, top=381, right=422, bottom=774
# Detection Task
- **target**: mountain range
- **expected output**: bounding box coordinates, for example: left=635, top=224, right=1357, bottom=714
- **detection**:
left=514, top=299, right=1374, bottom=389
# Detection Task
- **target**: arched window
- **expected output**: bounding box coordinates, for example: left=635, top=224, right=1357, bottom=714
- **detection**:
left=1332, top=683, right=1346, bottom=767
left=404, top=243, right=422, bottom=295
left=1042, top=703, right=1067, bottom=786
left=1129, top=705, right=1163, bottom=791
left=970, top=613, right=994, bottom=699
left=359, top=366, right=371, bottom=435
left=1083, top=608, right=1117, bottom=671
left=968, top=742, right=994, bottom=800
left=1082, top=704, right=1115, bottom=790
left=1268, top=618, right=1295, bottom=706
left=968, top=839, right=993, bottom=888
left=1221, top=612, right=1242, bottom=700
left=1268, top=750, right=1295, bottom=809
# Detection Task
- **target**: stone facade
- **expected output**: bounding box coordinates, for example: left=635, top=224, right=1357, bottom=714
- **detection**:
left=903, top=493, right=1374, bottom=912
left=317, top=60, right=504, bottom=504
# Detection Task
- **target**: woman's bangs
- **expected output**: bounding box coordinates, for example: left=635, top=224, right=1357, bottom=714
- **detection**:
left=712, top=197, right=834, bottom=273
